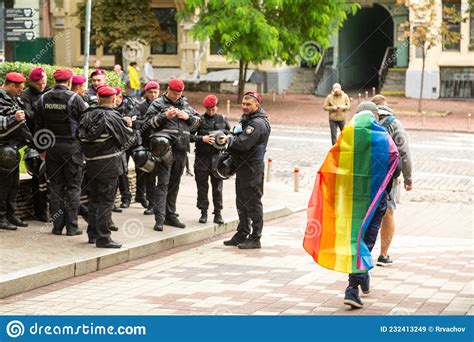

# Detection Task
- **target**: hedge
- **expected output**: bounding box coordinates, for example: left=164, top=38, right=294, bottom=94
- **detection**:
left=0, top=61, right=124, bottom=88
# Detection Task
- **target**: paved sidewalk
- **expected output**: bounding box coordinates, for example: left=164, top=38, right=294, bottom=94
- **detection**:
left=184, top=92, right=474, bottom=133
left=0, top=176, right=309, bottom=298
left=0, top=201, right=471, bottom=315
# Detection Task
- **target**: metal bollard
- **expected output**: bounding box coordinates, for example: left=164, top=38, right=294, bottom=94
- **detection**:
left=422, top=111, right=426, bottom=128
left=372, top=87, right=376, bottom=97
left=293, top=165, right=300, bottom=192
left=396, top=178, right=401, bottom=204
left=272, top=90, right=276, bottom=103
left=365, top=91, right=368, bottom=100
left=283, top=89, right=287, bottom=99
left=266, top=157, right=272, bottom=182
left=468, top=113, right=471, bottom=130
left=226, top=99, right=230, bottom=115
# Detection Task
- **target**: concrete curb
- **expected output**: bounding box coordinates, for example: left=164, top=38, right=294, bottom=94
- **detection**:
left=0, top=206, right=293, bottom=299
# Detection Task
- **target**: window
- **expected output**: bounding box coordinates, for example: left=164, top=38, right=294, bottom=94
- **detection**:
left=103, top=45, right=114, bottom=56
left=80, top=27, right=96, bottom=55
left=440, top=67, right=474, bottom=98
left=150, top=8, right=178, bottom=55
left=442, top=0, right=461, bottom=51
left=210, top=39, right=224, bottom=55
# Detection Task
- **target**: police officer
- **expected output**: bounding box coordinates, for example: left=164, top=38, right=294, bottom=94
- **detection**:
left=71, top=74, right=88, bottom=99
left=145, top=79, right=200, bottom=230
left=113, top=87, right=138, bottom=209
left=191, top=95, right=230, bottom=224
left=0, top=72, right=32, bottom=230
left=222, top=91, right=271, bottom=249
left=85, top=69, right=107, bottom=105
left=35, top=68, right=88, bottom=236
left=131, top=81, right=160, bottom=213
left=79, top=86, right=135, bottom=248
left=20, top=67, right=50, bottom=222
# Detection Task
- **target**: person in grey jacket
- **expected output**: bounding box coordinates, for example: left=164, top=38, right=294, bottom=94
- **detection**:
left=372, top=94, right=413, bottom=266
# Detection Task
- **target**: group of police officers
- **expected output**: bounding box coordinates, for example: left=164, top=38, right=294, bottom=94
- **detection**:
left=0, top=67, right=271, bottom=249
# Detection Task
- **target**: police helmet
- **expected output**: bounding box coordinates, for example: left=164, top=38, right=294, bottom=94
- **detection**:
left=131, top=146, right=155, bottom=173
left=24, top=147, right=41, bottom=176
left=0, top=145, right=20, bottom=174
left=149, top=132, right=173, bottom=164
left=209, top=130, right=227, bottom=150
left=212, top=152, right=236, bottom=180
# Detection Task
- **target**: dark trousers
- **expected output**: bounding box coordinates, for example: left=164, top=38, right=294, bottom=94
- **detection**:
left=30, top=172, right=48, bottom=217
left=151, top=161, right=170, bottom=224
left=87, top=177, right=116, bottom=243
left=330, top=120, right=345, bottom=145
left=0, top=166, right=19, bottom=219
left=116, top=152, right=132, bottom=203
left=166, top=149, right=186, bottom=218
left=348, top=194, right=387, bottom=288
left=235, top=162, right=265, bottom=238
left=46, top=143, right=83, bottom=232
left=194, top=154, right=223, bottom=212
left=135, top=168, right=147, bottom=200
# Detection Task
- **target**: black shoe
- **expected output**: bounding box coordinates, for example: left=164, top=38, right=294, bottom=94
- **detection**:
left=51, top=229, right=62, bottom=235
left=344, top=287, right=364, bottom=308
left=223, top=233, right=247, bottom=246
left=164, top=216, right=186, bottom=228
left=153, top=223, right=163, bottom=231
left=88, top=237, right=97, bottom=244
left=66, top=229, right=83, bottom=236
left=238, top=236, right=261, bottom=249
left=136, top=197, right=149, bottom=209
left=0, top=218, right=17, bottom=230
left=9, top=216, right=28, bottom=227
left=120, top=201, right=130, bottom=209
left=112, top=206, right=122, bottom=213
left=144, top=208, right=154, bottom=215
left=96, top=240, right=122, bottom=248
left=199, top=210, right=207, bottom=224
left=33, top=214, right=49, bottom=223
left=360, top=275, right=370, bottom=295
left=213, top=212, right=224, bottom=225
left=109, top=223, right=118, bottom=232
left=377, top=255, right=393, bottom=267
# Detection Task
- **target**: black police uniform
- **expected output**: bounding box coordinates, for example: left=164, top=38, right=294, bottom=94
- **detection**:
left=0, top=89, right=32, bottom=229
left=226, top=107, right=271, bottom=246
left=114, top=94, right=138, bottom=206
left=190, top=113, right=230, bottom=220
left=84, top=87, right=98, bottom=106
left=20, top=85, right=51, bottom=220
left=79, top=105, right=134, bottom=247
left=131, top=98, right=154, bottom=209
left=145, top=94, right=200, bottom=228
left=35, top=85, right=88, bottom=235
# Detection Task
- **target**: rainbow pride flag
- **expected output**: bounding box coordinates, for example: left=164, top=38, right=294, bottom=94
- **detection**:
left=303, top=111, right=399, bottom=274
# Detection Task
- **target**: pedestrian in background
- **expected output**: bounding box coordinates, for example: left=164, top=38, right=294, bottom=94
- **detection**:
left=323, top=83, right=350, bottom=145
left=127, top=62, right=141, bottom=101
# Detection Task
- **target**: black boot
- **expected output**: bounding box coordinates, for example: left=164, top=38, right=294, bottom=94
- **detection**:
left=153, top=222, right=164, bottom=231
left=112, top=205, right=122, bottom=213
left=213, top=211, right=224, bottom=225
left=164, top=216, right=186, bottom=228
left=9, top=216, right=28, bottom=227
left=238, top=235, right=261, bottom=249
left=199, top=210, right=207, bottom=224
left=135, top=197, right=149, bottom=209
left=0, top=217, right=17, bottom=230
left=223, top=233, right=247, bottom=246
left=144, top=207, right=154, bottom=215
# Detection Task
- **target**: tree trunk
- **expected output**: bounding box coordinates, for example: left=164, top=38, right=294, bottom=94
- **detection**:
left=237, top=60, right=245, bottom=104
left=417, top=47, right=426, bottom=113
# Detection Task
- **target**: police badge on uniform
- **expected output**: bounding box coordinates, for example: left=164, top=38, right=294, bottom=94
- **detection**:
left=245, top=126, right=255, bottom=135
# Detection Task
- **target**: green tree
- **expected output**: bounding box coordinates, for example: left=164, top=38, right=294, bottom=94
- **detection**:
left=74, top=0, right=171, bottom=66
left=398, top=0, right=466, bottom=111
left=179, top=0, right=357, bottom=102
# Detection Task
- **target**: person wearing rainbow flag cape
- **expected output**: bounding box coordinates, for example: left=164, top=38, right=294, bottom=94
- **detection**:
left=303, top=101, right=400, bottom=309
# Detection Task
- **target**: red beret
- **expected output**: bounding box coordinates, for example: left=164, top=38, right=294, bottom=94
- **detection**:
left=72, top=75, right=87, bottom=85
left=114, top=87, right=122, bottom=95
left=53, top=68, right=73, bottom=81
left=5, top=72, right=26, bottom=83
left=168, top=79, right=184, bottom=92
left=202, top=95, right=218, bottom=108
left=144, top=81, right=159, bottom=91
left=97, top=86, right=117, bottom=97
left=90, top=69, right=106, bottom=78
left=28, top=67, right=46, bottom=82
left=244, top=91, right=261, bottom=103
